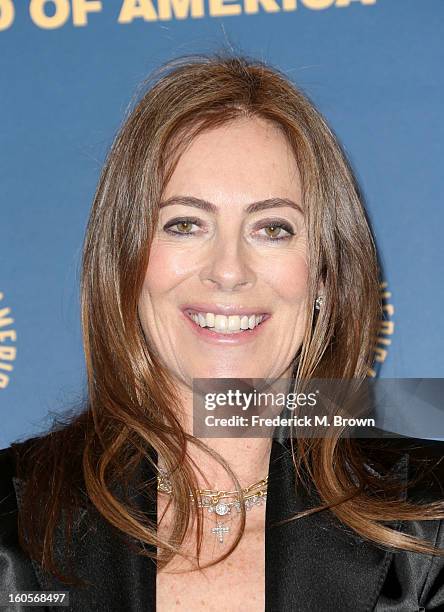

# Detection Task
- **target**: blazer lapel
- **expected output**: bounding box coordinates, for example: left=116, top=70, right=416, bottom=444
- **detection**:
left=265, top=438, right=406, bottom=612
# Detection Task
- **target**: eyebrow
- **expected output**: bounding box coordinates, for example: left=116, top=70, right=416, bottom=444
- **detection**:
left=159, top=196, right=304, bottom=216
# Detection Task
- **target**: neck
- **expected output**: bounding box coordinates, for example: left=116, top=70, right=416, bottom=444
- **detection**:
left=161, top=380, right=273, bottom=491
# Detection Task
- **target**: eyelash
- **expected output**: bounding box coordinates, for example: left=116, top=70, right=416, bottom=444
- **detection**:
left=162, top=217, right=295, bottom=242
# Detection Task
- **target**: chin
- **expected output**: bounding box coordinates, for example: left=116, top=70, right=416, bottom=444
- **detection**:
left=191, top=364, right=269, bottom=379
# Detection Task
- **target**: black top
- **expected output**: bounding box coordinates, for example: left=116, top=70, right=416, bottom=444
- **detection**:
left=1, top=434, right=444, bottom=611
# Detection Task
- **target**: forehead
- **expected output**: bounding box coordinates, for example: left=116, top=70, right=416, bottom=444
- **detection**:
left=162, top=117, right=302, bottom=206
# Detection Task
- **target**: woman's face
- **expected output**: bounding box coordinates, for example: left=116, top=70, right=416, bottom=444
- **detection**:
left=138, top=117, right=310, bottom=385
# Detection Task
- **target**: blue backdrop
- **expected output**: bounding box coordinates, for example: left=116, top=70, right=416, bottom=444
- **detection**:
left=1, top=0, right=443, bottom=447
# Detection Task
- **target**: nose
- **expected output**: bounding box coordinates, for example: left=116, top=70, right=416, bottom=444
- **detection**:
left=199, top=236, right=256, bottom=292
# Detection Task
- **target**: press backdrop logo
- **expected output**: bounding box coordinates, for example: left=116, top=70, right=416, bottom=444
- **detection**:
left=368, top=281, right=394, bottom=378
left=0, top=292, right=17, bottom=389
left=0, top=0, right=377, bottom=31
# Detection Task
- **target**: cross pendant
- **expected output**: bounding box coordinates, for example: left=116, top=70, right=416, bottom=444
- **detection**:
left=211, top=521, right=230, bottom=543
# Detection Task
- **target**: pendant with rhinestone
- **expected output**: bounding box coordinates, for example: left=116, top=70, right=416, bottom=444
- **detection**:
left=208, top=501, right=231, bottom=516
left=211, top=521, right=230, bottom=543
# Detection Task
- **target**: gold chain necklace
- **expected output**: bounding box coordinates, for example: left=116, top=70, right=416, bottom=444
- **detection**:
left=157, top=469, right=268, bottom=544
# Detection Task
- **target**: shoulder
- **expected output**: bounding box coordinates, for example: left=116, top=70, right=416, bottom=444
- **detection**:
left=402, top=436, right=444, bottom=503
left=0, top=445, right=17, bottom=516
left=357, top=434, right=444, bottom=502
left=0, top=436, right=47, bottom=517
left=0, top=440, right=54, bottom=594
left=0, top=444, right=22, bottom=552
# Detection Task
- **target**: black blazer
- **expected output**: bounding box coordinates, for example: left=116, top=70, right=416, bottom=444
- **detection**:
left=1, top=435, right=444, bottom=611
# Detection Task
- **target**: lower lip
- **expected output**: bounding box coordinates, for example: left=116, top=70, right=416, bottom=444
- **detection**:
left=181, top=311, right=271, bottom=345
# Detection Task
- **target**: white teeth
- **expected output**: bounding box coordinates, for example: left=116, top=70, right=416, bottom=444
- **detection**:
left=188, top=311, right=265, bottom=333
left=228, top=315, right=241, bottom=331
left=214, top=314, right=227, bottom=331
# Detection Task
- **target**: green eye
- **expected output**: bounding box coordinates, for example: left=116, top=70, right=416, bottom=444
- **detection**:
left=257, top=221, right=295, bottom=241
left=176, top=222, right=193, bottom=233
left=163, top=216, right=202, bottom=237
left=264, top=225, right=284, bottom=238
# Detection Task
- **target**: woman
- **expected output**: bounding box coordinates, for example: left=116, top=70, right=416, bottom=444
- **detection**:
left=1, top=54, right=443, bottom=611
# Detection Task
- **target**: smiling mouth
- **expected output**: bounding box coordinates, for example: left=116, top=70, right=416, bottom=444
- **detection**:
left=184, top=310, right=269, bottom=334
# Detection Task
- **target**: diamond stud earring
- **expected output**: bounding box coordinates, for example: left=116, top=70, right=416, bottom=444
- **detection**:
left=315, top=296, right=324, bottom=310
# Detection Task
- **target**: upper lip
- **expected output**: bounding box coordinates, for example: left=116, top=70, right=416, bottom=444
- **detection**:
left=180, top=303, right=271, bottom=316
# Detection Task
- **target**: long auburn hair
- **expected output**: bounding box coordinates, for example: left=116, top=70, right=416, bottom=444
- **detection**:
left=13, top=53, right=444, bottom=583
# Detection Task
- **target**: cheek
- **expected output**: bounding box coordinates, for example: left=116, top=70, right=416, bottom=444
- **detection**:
left=142, top=241, right=193, bottom=294
left=265, top=253, right=310, bottom=303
